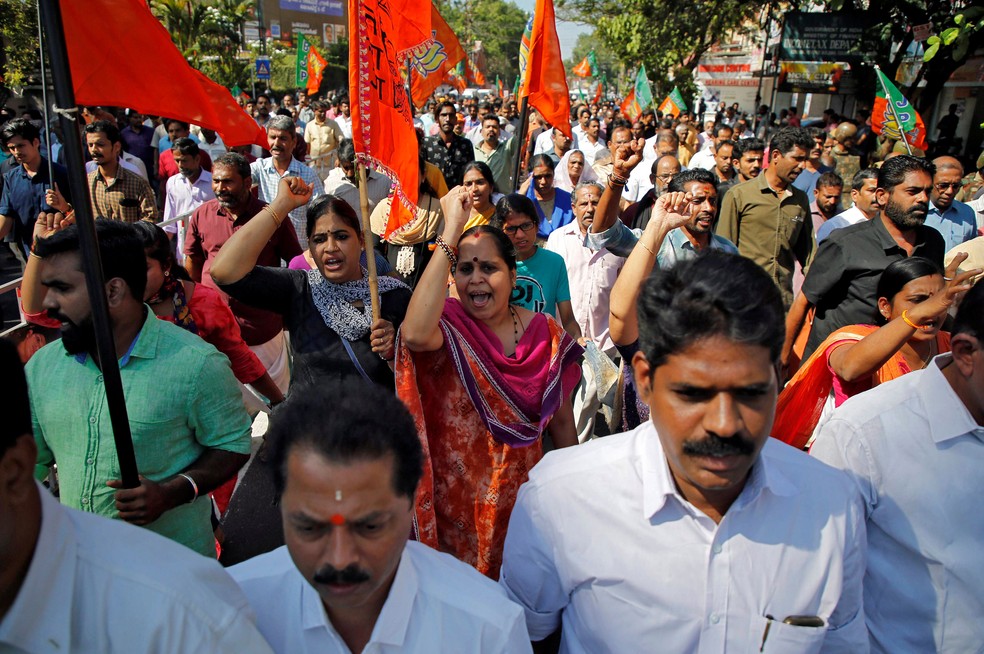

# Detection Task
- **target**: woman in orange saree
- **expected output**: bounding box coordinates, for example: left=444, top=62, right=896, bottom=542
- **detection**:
left=774, top=255, right=975, bottom=449
left=397, top=186, right=582, bottom=579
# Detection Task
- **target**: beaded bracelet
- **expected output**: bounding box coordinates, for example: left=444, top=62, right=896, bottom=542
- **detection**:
left=435, top=235, right=458, bottom=267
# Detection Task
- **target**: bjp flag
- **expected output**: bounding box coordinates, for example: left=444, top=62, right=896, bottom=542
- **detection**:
left=410, top=4, right=466, bottom=108
left=520, top=0, right=571, bottom=138
left=621, top=89, right=642, bottom=122
left=349, top=0, right=432, bottom=238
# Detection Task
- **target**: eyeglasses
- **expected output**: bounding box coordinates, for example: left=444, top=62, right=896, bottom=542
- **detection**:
left=935, top=182, right=962, bottom=191
left=503, top=221, right=536, bottom=235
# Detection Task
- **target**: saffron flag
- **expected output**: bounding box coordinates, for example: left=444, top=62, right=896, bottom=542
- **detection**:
left=496, top=75, right=505, bottom=98
left=349, top=0, right=432, bottom=238
left=634, top=64, right=654, bottom=110
left=60, top=0, right=266, bottom=147
left=592, top=80, right=603, bottom=104
left=519, top=0, right=571, bottom=138
left=872, top=68, right=928, bottom=152
left=621, top=89, right=641, bottom=122
left=306, top=40, right=328, bottom=95
left=658, top=86, right=688, bottom=118
left=410, top=3, right=466, bottom=108
left=466, top=60, right=487, bottom=87
left=445, top=61, right=467, bottom=92
left=573, top=55, right=592, bottom=78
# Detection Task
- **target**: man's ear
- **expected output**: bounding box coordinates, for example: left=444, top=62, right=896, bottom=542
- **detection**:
left=0, top=435, right=39, bottom=506
left=950, top=334, right=979, bottom=377
left=632, top=350, right=653, bottom=406
left=105, top=278, right=130, bottom=308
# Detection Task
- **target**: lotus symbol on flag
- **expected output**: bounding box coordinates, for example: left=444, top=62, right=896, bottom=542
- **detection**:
left=412, top=31, right=448, bottom=76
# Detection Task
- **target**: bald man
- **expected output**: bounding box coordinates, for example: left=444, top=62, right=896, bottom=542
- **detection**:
left=926, top=156, right=978, bottom=250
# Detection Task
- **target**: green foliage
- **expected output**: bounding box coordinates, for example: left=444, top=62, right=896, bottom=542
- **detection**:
left=0, top=0, right=40, bottom=89
left=435, top=0, right=529, bottom=85
left=567, top=32, right=619, bottom=77
left=557, top=0, right=767, bottom=97
left=923, top=7, right=983, bottom=64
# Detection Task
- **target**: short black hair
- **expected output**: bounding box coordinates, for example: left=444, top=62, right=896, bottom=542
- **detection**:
left=492, top=193, right=537, bottom=228
left=769, top=127, right=815, bottom=157
left=713, top=122, right=733, bottom=138
left=337, top=138, right=355, bottom=165
left=952, top=278, right=984, bottom=339
left=265, top=380, right=423, bottom=500
left=164, top=119, right=190, bottom=132
left=816, top=171, right=843, bottom=189
left=170, top=137, right=200, bottom=157
left=84, top=120, right=121, bottom=145
left=1, top=118, right=40, bottom=146
left=876, top=257, right=941, bottom=313
left=34, top=221, right=147, bottom=301
left=0, top=340, right=31, bottom=455
left=852, top=168, right=879, bottom=191
left=213, top=152, right=251, bottom=179
left=667, top=168, right=717, bottom=193
left=878, top=155, right=936, bottom=192
left=637, top=250, right=784, bottom=370
left=734, top=137, right=765, bottom=158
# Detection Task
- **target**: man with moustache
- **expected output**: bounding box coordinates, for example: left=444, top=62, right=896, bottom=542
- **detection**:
left=251, top=115, right=324, bottom=250
left=162, top=138, right=214, bottom=261
left=27, top=220, right=252, bottom=556
left=229, top=381, right=532, bottom=653
left=500, top=251, right=867, bottom=652
left=717, top=137, right=765, bottom=197
left=924, top=156, right=978, bottom=251
left=473, top=114, right=522, bottom=194
left=621, top=154, right=681, bottom=231
left=83, top=121, right=157, bottom=222
left=816, top=168, right=881, bottom=243
left=783, top=155, right=947, bottom=365
left=716, top=127, right=817, bottom=309
left=423, top=100, right=474, bottom=187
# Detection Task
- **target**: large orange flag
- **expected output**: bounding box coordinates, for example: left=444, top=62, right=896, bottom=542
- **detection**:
left=520, top=0, right=571, bottom=138
left=60, top=0, right=266, bottom=148
left=410, top=4, right=466, bottom=108
left=349, top=0, right=432, bottom=238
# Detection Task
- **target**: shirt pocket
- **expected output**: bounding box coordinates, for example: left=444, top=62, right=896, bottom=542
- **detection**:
left=781, top=205, right=806, bottom=245
left=752, top=614, right=826, bottom=654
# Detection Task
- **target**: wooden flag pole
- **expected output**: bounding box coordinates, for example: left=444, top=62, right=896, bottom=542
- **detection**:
left=357, top=163, right=381, bottom=322
left=511, top=96, right=531, bottom=192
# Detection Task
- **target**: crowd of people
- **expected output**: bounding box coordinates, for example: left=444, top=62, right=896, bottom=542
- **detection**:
left=1, top=84, right=983, bottom=654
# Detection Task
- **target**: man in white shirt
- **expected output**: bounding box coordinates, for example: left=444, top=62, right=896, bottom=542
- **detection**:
left=163, top=137, right=214, bottom=263
left=0, top=341, right=272, bottom=654
left=689, top=122, right=734, bottom=171
left=251, top=115, right=325, bottom=250
left=578, top=116, right=606, bottom=166
left=811, top=280, right=984, bottom=654
left=500, top=250, right=868, bottom=653
left=323, top=139, right=392, bottom=222
left=335, top=96, right=353, bottom=139
left=816, top=168, right=880, bottom=243
left=229, top=380, right=531, bottom=654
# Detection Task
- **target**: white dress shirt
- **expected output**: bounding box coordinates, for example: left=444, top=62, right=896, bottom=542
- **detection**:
left=815, top=204, right=869, bottom=243
left=230, top=541, right=532, bottom=654
left=164, top=169, right=215, bottom=263
left=336, top=114, right=353, bottom=139
left=323, top=167, right=392, bottom=223
left=546, top=221, right=624, bottom=353
left=688, top=146, right=717, bottom=171
left=534, top=129, right=579, bottom=155
left=250, top=157, right=325, bottom=250
left=577, top=136, right=606, bottom=166
left=623, top=160, right=655, bottom=203
left=811, top=354, right=984, bottom=654
left=500, top=423, right=868, bottom=654
left=0, top=483, right=272, bottom=654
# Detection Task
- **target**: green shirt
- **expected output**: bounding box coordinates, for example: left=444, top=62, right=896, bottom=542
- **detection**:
left=28, top=308, right=252, bottom=556
left=473, top=136, right=522, bottom=194
left=716, top=173, right=816, bottom=309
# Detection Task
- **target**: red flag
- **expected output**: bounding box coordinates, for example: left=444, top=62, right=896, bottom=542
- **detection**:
left=349, top=0, right=432, bottom=238
left=592, top=81, right=603, bottom=104
left=572, top=56, right=592, bottom=78
left=410, top=4, right=466, bottom=108
left=60, top=0, right=266, bottom=148
left=520, top=0, right=571, bottom=138
left=621, top=89, right=642, bottom=122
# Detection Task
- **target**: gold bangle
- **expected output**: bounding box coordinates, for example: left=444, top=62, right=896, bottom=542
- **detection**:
left=29, top=251, right=43, bottom=261
left=266, top=206, right=283, bottom=227
left=639, top=240, right=656, bottom=257
left=901, top=310, right=923, bottom=331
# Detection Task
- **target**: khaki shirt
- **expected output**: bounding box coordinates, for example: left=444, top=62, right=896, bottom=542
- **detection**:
left=88, top=166, right=158, bottom=223
left=716, top=174, right=815, bottom=309
left=304, top=118, right=343, bottom=161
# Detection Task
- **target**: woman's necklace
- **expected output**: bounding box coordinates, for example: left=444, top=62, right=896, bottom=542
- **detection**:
left=919, top=339, right=937, bottom=368
left=510, top=306, right=520, bottom=348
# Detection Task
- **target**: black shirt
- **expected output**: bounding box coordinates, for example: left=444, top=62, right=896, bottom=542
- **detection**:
left=801, top=216, right=946, bottom=358
left=423, top=134, right=475, bottom=188
left=219, top=267, right=412, bottom=390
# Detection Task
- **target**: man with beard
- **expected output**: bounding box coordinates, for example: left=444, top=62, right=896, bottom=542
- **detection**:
left=783, top=155, right=947, bottom=365
left=816, top=168, right=881, bottom=243
left=81, top=121, right=157, bottom=223
left=710, top=138, right=736, bottom=189
left=723, top=137, right=765, bottom=192
left=500, top=251, right=867, bottom=652
left=716, top=127, right=816, bottom=309
left=810, top=172, right=843, bottom=235
left=185, top=152, right=302, bottom=396
left=335, top=96, right=353, bottom=140
left=229, top=380, right=532, bottom=653
left=28, top=220, right=252, bottom=556
left=423, top=100, right=474, bottom=187
left=163, top=138, right=214, bottom=262
left=620, top=154, right=680, bottom=231
left=250, top=115, right=324, bottom=250
left=924, top=156, right=978, bottom=251
left=473, top=115, right=521, bottom=194
left=157, top=120, right=213, bottom=200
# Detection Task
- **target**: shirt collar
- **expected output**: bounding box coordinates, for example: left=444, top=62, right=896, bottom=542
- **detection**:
left=0, top=483, right=78, bottom=652
left=868, top=215, right=903, bottom=252
left=300, top=546, right=416, bottom=648
left=922, top=354, right=983, bottom=443
left=71, top=307, right=158, bottom=365
left=262, top=156, right=299, bottom=174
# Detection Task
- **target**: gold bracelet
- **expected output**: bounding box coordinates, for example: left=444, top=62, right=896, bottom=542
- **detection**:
left=639, top=240, right=656, bottom=256
left=29, top=251, right=43, bottom=261
left=266, top=206, right=283, bottom=227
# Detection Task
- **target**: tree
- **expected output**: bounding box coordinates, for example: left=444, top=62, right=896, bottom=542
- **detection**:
left=0, top=0, right=40, bottom=92
left=435, top=0, right=529, bottom=85
left=827, top=0, right=984, bottom=113
left=556, top=0, right=769, bottom=98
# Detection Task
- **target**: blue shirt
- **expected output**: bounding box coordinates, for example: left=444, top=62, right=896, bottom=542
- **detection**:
left=250, top=157, right=324, bottom=250
left=525, top=185, right=574, bottom=238
left=585, top=220, right=738, bottom=262
left=925, top=200, right=978, bottom=252
left=0, top=159, right=71, bottom=252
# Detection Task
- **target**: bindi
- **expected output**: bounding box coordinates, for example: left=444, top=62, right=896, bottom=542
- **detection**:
left=330, top=514, right=345, bottom=526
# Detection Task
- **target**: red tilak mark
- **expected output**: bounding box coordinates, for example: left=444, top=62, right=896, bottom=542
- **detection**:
left=472, top=257, right=479, bottom=262
left=330, top=514, right=345, bottom=526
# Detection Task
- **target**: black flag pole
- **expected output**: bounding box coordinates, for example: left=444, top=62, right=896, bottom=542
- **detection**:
left=38, top=0, right=139, bottom=488
left=510, top=95, right=530, bottom=192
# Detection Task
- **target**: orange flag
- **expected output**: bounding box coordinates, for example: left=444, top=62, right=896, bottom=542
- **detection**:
left=349, top=0, right=432, bottom=238
left=410, top=4, right=466, bottom=108
left=306, top=43, right=328, bottom=95
left=572, top=56, right=591, bottom=78
left=520, top=0, right=571, bottom=138
left=60, top=0, right=266, bottom=148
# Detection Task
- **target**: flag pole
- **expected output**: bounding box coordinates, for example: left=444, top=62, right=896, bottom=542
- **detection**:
left=357, top=164, right=381, bottom=322
left=874, top=64, right=913, bottom=156
left=35, top=1, right=55, bottom=185
left=511, top=95, right=531, bottom=192
left=38, top=0, right=139, bottom=487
